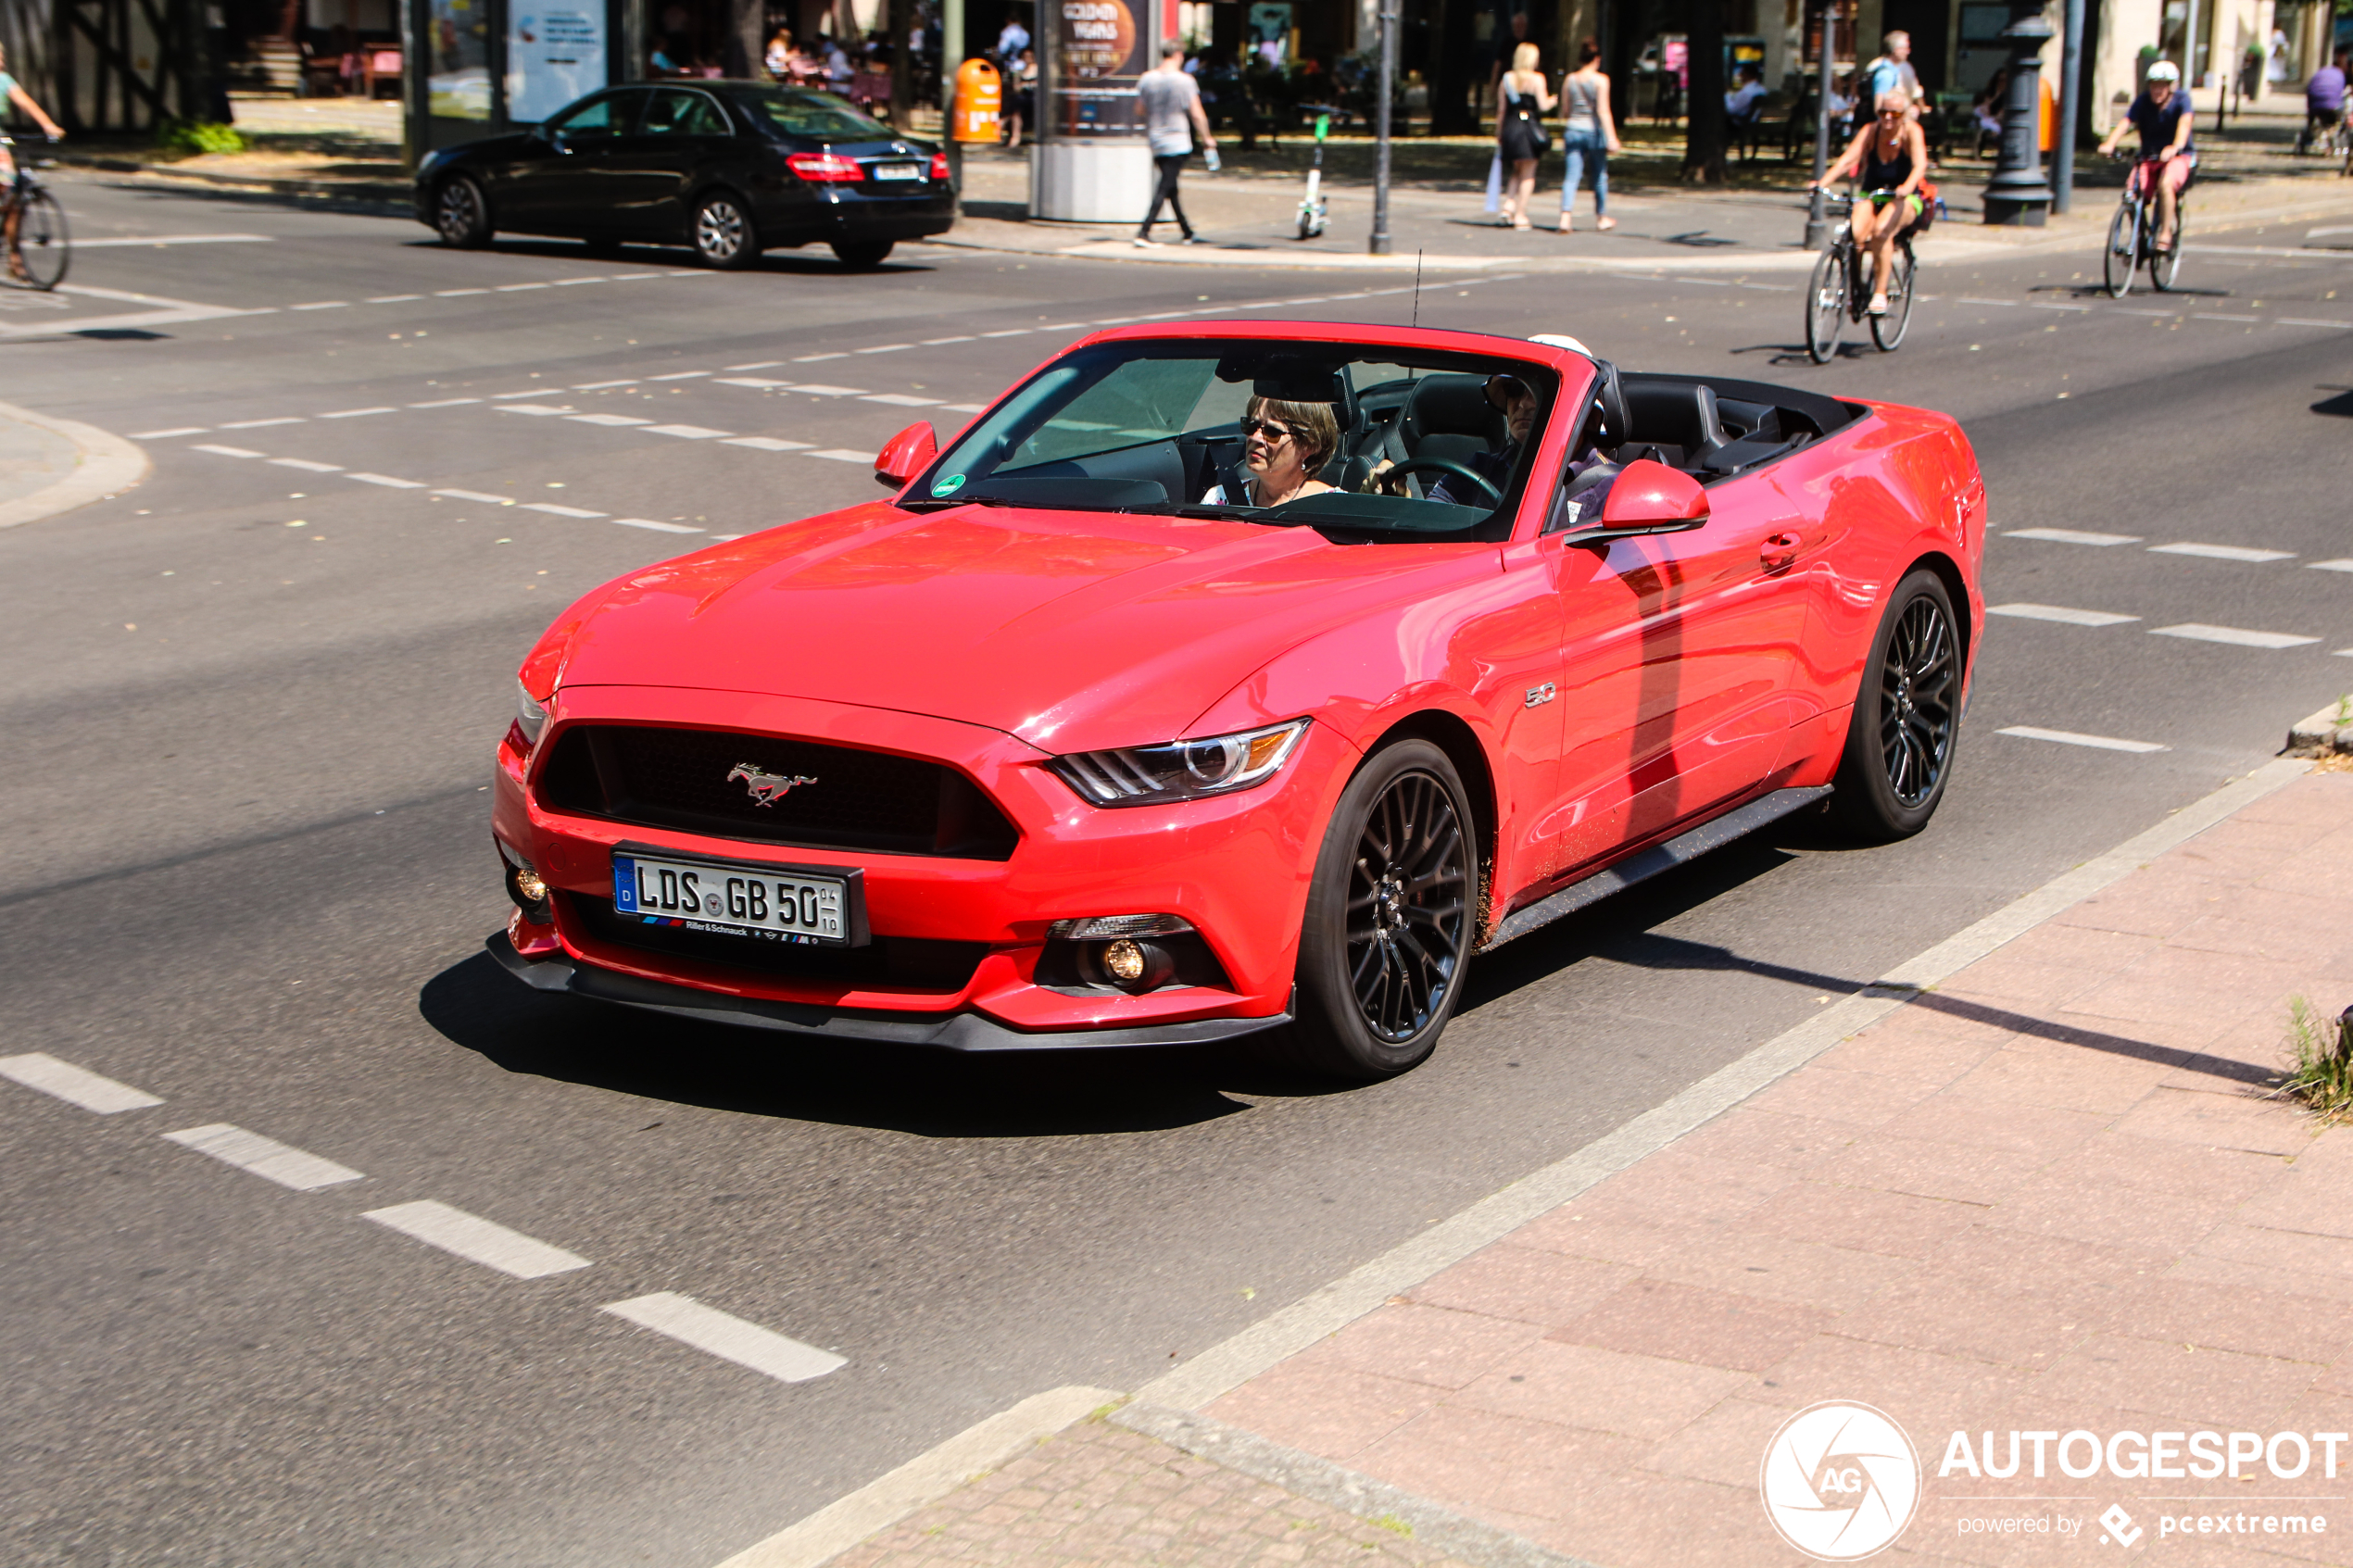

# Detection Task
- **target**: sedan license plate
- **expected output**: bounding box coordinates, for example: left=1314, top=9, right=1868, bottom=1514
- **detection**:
left=612, top=849, right=860, bottom=947
left=872, top=163, right=923, bottom=182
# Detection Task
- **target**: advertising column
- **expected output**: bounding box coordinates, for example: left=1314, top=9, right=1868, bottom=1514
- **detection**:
left=1034, top=0, right=1159, bottom=221
left=507, top=2, right=608, bottom=120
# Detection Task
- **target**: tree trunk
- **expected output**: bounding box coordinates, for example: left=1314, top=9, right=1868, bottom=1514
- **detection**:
left=1682, top=0, right=1727, bottom=182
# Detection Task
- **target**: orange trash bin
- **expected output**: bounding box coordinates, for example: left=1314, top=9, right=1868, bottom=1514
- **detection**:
left=954, top=58, right=1002, bottom=143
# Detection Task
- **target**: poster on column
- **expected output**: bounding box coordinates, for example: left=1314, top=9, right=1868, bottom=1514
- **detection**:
left=1051, top=0, right=1146, bottom=137
left=506, top=6, right=607, bottom=122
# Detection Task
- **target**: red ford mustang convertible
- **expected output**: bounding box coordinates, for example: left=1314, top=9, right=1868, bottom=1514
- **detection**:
left=489, top=322, right=1985, bottom=1078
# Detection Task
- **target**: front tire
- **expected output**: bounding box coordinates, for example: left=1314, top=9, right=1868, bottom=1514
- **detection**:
left=831, top=238, right=895, bottom=269
left=435, top=175, right=493, bottom=248
left=2103, top=203, right=2136, bottom=297
left=691, top=192, right=758, bottom=269
left=2151, top=207, right=2184, bottom=290
left=12, top=187, right=69, bottom=289
left=1869, top=243, right=1914, bottom=350
left=1830, top=569, right=1963, bottom=843
left=1805, top=244, right=1845, bottom=364
left=1286, top=741, right=1477, bottom=1081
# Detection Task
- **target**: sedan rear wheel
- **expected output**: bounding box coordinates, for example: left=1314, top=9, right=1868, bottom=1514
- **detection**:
left=435, top=175, right=493, bottom=248
left=1830, top=568, right=1962, bottom=843
left=692, top=193, right=758, bottom=270
left=1285, top=740, right=1476, bottom=1080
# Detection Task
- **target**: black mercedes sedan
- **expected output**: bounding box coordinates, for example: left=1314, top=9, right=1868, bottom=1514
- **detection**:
left=412, top=82, right=954, bottom=269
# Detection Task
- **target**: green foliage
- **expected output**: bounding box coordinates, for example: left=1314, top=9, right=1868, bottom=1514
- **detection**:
left=156, top=119, right=248, bottom=156
left=2279, top=996, right=2353, bottom=1123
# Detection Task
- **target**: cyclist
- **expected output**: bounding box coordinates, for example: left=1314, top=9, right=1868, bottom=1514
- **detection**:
left=2097, top=59, right=2194, bottom=254
left=1812, top=91, right=1930, bottom=317
left=0, top=43, right=67, bottom=284
left=2300, top=47, right=2347, bottom=156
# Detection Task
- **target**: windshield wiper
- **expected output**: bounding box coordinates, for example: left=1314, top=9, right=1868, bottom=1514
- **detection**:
left=1120, top=502, right=1275, bottom=521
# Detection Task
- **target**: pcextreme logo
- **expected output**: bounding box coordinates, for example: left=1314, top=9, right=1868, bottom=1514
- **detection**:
left=1760, top=1401, right=1923, bottom=1561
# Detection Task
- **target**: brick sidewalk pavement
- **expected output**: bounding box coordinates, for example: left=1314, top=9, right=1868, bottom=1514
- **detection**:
left=801, top=766, right=2353, bottom=1568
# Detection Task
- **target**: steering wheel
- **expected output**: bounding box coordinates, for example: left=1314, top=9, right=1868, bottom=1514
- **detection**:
left=1379, top=458, right=1502, bottom=507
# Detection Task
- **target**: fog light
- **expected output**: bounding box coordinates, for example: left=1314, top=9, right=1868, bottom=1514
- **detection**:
left=512, top=864, right=547, bottom=904
left=1102, top=938, right=1146, bottom=983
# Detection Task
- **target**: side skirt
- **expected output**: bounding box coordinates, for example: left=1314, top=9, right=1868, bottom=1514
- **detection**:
left=1480, top=785, right=1834, bottom=952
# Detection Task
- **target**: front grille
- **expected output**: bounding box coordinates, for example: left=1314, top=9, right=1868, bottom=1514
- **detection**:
left=566, top=895, right=988, bottom=992
left=536, top=725, right=1018, bottom=859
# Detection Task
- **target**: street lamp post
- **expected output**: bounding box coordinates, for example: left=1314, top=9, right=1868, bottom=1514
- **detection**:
left=1802, top=0, right=1835, bottom=250
left=1370, top=0, right=1398, bottom=255
left=2053, top=0, right=2083, bottom=213
left=1983, top=1, right=2056, bottom=225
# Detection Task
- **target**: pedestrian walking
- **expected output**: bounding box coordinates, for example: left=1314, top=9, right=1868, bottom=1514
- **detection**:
left=1493, top=42, right=1553, bottom=229
left=1862, top=31, right=1925, bottom=118
left=1135, top=40, right=1215, bottom=247
left=1003, top=46, right=1036, bottom=149
left=1557, top=39, right=1619, bottom=232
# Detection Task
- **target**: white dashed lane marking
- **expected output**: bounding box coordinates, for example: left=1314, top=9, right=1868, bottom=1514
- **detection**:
left=721, top=436, right=812, bottom=451
left=614, top=518, right=704, bottom=533
left=320, top=406, right=396, bottom=420
left=130, top=426, right=207, bottom=439
left=567, top=413, right=651, bottom=427
left=807, top=448, right=877, bottom=463
left=164, top=1123, right=365, bottom=1191
left=523, top=502, right=607, bottom=518
left=1990, top=603, right=2141, bottom=627
left=2007, top=528, right=2141, bottom=546
left=642, top=423, right=730, bottom=439
left=434, top=487, right=515, bottom=505
left=363, top=1200, right=592, bottom=1279
left=2309, top=559, right=2353, bottom=573
left=0, top=1052, right=163, bottom=1113
left=191, top=444, right=262, bottom=458
left=270, top=458, right=343, bottom=472
left=1997, top=726, right=2168, bottom=754
left=2149, top=623, right=2322, bottom=649
left=220, top=416, right=304, bottom=430
left=347, top=472, right=427, bottom=489
left=2148, top=542, right=2296, bottom=562
left=602, top=1292, right=847, bottom=1384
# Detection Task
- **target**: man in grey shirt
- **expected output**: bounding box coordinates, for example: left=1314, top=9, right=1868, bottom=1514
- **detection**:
left=1136, top=39, right=1216, bottom=245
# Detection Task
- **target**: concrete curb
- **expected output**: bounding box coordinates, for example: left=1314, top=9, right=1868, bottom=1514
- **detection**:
left=1133, top=754, right=2315, bottom=1414
left=0, top=399, right=150, bottom=529
left=710, top=1385, right=1120, bottom=1568
left=2287, top=697, right=2353, bottom=757
left=55, top=157, right=409, bottom=211
left=1111, top=1401, right=1601, bottom=1568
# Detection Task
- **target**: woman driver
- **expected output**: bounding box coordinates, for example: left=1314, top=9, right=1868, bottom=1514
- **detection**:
left=1201, top=395, right=1340, bottom=508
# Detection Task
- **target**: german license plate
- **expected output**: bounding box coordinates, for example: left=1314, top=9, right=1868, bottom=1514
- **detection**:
left=612, top=849, right=858, bottom=946
left=872, top=162, right=922, bottom=181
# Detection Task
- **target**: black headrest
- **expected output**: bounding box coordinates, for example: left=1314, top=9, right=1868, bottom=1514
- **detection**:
left=1623, top=381, right=1726, bottom=453
left=1402, top=373, right=1502, bottom=445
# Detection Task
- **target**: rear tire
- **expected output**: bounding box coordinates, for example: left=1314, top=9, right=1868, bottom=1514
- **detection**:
left=434, top=174, right=493, bottom=248
left=1283, top=740, right=1477, bottom=1081
left=831, top=238, right=895, bottom=269
left=2103, top=204, right=2136, bottom=297
left=1869, top=244, right=1914, bottom=350
left=1830, top=569, right=1963, bottom=844
left=691, top=192, right=759, bottom=269
left=1805, top=245, right=1845, bottom=364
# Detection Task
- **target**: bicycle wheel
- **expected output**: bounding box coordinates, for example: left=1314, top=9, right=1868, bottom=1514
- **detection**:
left=1805, top=244, right=1846, bottom=364
left=1870, top=243, right=1915, bottom=350
left=2151, top=205, right=2183, bottom=291
left=11, top=185, right=69, bottom=290
left=2102, top=202, right=2136, bottom=298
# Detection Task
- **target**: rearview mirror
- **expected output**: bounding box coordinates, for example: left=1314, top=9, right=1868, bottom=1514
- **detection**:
left=875, top=421, right=937, bottom=489
left=1599, top=458, right=1709, bottom=530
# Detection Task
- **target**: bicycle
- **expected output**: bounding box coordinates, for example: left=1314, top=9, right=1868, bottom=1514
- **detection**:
left=2101, top=152, right=2185, bottom=298
left=2296, top=109, right=2352, bottom=159
left=1, top=134, right=69, bottom=291
left=1805, top=193, right=1917, bottom=363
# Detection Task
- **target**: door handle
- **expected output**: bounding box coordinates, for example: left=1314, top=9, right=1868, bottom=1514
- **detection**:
left=1760, top=531, right=1802, bottom=568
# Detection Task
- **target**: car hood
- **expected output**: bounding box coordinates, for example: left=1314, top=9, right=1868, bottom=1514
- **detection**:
left=552, top=500, right=1498, bottom=751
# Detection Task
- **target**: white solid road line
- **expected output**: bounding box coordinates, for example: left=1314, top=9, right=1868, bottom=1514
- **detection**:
left=601, top=1292, right=847, bottom=1384
left=362, top=1199, right=591, bottom=1279
left=163, top=1123, right=365, bottom=1191
left=2006, top=528, right=2141, bottom=546
left=0, top=1052, right=163, bottom=1113
left=1996, top=725, right=2168, bottom=753
left=2150, top=622, right=2322, bottom=649
left=2310, top=559, right=2353, bottom=573
left=1989, top=602, right=2141, bottom=626
left=2148, top=542, right=2296, bottom=562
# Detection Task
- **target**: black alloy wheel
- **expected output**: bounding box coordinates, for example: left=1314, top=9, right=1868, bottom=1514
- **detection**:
left=1805, top=244, right=1845, bottom=364
left=1830, top=568, right=1962, bottom=843
left=435, top=175, right=493, bottom=248
left=831, top=238, right=895, bottom=269
left=2103, top=203, right=2137, bottom=297
left=1288, top=740, right=1476, bottom=1080
left=1869, top=243, right=1915, bottom=351
left=11, top=186, right=69, bottom=289
left=692, top=192, right=758, bottom=269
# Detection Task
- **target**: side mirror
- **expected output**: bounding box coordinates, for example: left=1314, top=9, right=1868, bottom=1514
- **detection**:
left=875, top=420, right=937, bottom=489
left=1599, top=458, right=1709, bottom=530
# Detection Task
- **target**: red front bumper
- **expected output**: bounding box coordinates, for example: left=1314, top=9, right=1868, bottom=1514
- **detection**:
left=491, top=684, right=1354, bottom=1043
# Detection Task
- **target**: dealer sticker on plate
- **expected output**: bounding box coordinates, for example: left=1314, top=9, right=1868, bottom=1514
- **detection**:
left=613, top=851, right=849, bottom=945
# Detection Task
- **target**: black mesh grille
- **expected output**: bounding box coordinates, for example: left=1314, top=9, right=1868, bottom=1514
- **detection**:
left=535, top=725, right=1018, bottom=859
left=565, top=895, right=986, bottom=992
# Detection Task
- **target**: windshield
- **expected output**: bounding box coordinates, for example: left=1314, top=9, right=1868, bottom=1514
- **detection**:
left=732, top=86, right=892, bottom=140
left=912, top=339, right=1564, bottom=537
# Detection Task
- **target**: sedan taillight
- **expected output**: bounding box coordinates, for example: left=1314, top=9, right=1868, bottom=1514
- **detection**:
left=929, top=151, right=950, bottom=182
left=787, top=151, right=863, bottom=182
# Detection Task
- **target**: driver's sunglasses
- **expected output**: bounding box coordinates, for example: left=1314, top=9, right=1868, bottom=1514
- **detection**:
left=1877, top=106, right=1905, bottom=118
left=1239, top=417, right=1297, bottom=442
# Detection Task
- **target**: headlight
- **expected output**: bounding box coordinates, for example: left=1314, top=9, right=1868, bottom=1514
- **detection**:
left=515, top=677, right=550, bottom=746
left=1050, top=719, right=1309, bottom=807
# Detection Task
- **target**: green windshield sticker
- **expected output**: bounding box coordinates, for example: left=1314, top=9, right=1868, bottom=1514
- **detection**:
left=931, top=473, right=966, bottom=496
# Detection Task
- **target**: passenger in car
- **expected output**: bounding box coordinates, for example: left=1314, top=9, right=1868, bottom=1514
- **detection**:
left=1201, top=396, right=1342, bottom=508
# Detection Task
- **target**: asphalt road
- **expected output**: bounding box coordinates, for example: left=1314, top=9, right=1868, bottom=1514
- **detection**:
left=5, top=174, right=2350, bottom=1568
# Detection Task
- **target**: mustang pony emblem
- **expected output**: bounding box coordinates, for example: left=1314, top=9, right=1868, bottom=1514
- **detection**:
left=727, top=763, right=818, bottom=806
